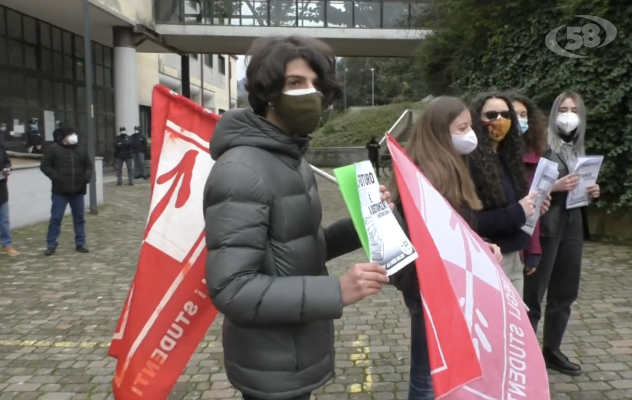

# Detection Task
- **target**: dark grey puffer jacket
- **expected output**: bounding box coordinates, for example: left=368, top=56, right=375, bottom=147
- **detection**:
left=204, top=108, right=361, bottom=400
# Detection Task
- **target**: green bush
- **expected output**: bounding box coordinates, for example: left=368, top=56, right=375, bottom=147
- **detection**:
left=418, top=0, right=632, bottom=214
left=311, top=102, right=424, bottom=147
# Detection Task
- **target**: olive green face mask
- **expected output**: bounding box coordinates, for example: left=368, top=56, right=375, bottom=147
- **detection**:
left=272, top=88, right=323, bottom=137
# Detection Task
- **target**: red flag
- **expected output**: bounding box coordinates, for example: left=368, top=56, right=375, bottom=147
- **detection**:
left=387, top=134, right=550, bottom=399
left=108, top=85, right=220, bottom=399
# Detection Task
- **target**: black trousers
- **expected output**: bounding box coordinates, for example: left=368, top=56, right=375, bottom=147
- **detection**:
left=523, top=209, right=583, bottom=351
left=243, top=394, right=311, bottom=400
left=370, top=157, right=380, bottom=176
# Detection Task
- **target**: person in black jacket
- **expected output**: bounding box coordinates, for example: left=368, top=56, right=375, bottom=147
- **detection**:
left=26, top=118, right=43, bottom=154
left=114, top=127, right=134, bottom=186
left=131, top=126, right=148, bottom=179
left=366, top=136, right=381, bottom=177
left=204, top=35, right=391, bottom=400
left=40, top=127, right=92, bottom=256
left=0, top=138, right=18, bottom=256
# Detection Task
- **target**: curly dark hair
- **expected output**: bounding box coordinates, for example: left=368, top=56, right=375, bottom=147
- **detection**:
left=469, top=92, right=528, bottom=209
left=245, top=36, right=343, bottom=116
left=504, top=91, right=548, bottom=156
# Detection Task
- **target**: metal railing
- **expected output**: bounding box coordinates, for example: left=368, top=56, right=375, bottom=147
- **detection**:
left=154, top=0, right=432, bottom=29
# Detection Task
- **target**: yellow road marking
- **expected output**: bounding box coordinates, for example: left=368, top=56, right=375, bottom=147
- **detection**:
left=352, top=334, right=372, bottom=392
left=0, top=340, right=226, bottom=349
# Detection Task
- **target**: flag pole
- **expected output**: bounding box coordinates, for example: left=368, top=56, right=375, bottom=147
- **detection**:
left=310, top=165, right=337, bottom=184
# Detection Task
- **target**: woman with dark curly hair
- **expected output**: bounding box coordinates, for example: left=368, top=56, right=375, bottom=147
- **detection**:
left=506, top=92, right=549, bottom=276
left=468, top=92, right=538, bottom=294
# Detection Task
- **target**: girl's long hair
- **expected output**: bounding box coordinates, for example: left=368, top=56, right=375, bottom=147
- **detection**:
left=388, top=96, right=482, bottom=211
left=505, top=91, right=548, bottom=156
left=469, top=92, right=528, bottom=209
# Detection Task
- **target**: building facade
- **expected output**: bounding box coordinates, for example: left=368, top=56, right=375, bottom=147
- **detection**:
left=0, top=2, right=237, bottom=162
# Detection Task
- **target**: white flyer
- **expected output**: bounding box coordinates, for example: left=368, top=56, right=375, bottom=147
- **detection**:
left=355, top=160, right=418, bottom=276
left=522, top=158, right=559, bottom=236
left=566, top=156, right=604, bottom=209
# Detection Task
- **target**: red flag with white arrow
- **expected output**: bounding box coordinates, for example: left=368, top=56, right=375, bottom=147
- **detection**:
left=387, top=134, right=550, bottom=399
left=109, top=85, right=220, bottom=399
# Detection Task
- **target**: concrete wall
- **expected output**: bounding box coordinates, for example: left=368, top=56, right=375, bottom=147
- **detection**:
left=137, top=54, right=160, bottom=107
left=7, top=159, right=105, bottom=230
left=159, top=53, right=236, bottom=113
left=305, top=147, right=368, bottom=168
left=91, top=0, right=153, bottom=26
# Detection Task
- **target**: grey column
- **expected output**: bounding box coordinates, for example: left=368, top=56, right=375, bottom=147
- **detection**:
left=113, top=27, right=142, bottom=134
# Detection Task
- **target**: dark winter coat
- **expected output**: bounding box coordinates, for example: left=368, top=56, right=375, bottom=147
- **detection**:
left=114, top=134, right=134, bottom=160
left=204, top=108, right=361, bottom=400
left=40, top=142, right=92, bottom=195
left=131, top=133, right=148, bottom=154
left=0, top=141, right=10, bottom=204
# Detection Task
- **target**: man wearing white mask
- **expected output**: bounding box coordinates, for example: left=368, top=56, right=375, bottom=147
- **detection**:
left=40, top=127, right=92, bottom=256
left=523, top=91, right=600, bottom=377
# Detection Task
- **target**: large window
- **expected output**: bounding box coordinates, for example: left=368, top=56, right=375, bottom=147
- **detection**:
left=218, top=55, right=226, bottom=75
left=0, top=5, right=115, bottom=160
left=204, top=54, right=212, bottom=68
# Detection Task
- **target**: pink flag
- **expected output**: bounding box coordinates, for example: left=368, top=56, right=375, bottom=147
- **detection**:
left=387, top=134, right=550, bottom=399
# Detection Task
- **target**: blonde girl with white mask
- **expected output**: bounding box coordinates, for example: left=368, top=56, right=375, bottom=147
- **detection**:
left=523, top=91, right=600, bottom=377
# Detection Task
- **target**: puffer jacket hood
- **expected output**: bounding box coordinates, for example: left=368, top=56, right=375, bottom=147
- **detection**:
left=210, top=108, right=310, bottom=162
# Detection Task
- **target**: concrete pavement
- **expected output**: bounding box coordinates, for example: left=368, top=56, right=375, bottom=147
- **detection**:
left=1, top=175, right=632, bottom=400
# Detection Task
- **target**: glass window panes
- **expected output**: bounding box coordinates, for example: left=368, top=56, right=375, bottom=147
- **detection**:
left=105, top=90, right=113, bottom=113
left=64, top=55, right=74, bottom=79
left=96, top=89, right=105, bottom=114
left=51, top=27, right=62, bottom=52
left=65, top=84, right=74, bottom=111
left=97, top=115, right=105, bottom=144
left=40, top=48, right=52, bottom=72
left=0, top=38, right=6, bottom=65
left=25, top=45, right=36, bottom=70
left=53, top=52, right=63, bottom=76
left=75, top=59, right=85, bottom=81
left=40, top=22, right=51, bottom=48
left=104, top=47, right=112, bottom=68
left=96, top=65, right=104, bottom=85
left=11, top=74, right=24, bottom=106
left=0, top=72, right=9, bottom=107
left=77, top=113, right=86, bottom=138
left=0, top=7, right=5, bottom=35
left=76, top=86, right=86, bottom=111
left=55, top=82, right=64, bottom=110
left=25, top=77, right=38, bottom=108
left=8, top=40, right=23, bottom=68
left=42, top=80, right=54, bottom=109
left=66, top=113, right=75, bottom=130
left=75, top=36, right=84, bottom=59
left=218, top=55, right=226, bottom=74
left=104, top=67, right=111, bottom=87
left=23, top=16, right=37, bottom=44
left=6, top=9, right=21, bottom=39
left=63, top=31, right=72, bottom=55
left=94, top=43, right=103, bottom=65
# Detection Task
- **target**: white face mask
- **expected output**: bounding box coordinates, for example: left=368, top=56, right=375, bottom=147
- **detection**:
left=451, top=130, right=478, bottom=155
left=556, top=112, right=580, bottom=134
left=66, top=134, right=78, bottom=145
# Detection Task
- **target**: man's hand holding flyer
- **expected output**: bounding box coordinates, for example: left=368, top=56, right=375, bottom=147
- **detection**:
left=566, top=156, right=604, bottom=209
left=522, top=158, right=559, bottom=236
left=335, top=160, right=418, bottom=276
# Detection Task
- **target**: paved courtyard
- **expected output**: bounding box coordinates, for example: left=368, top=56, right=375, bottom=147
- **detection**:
left=1, top=174, right=632, bottom=400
